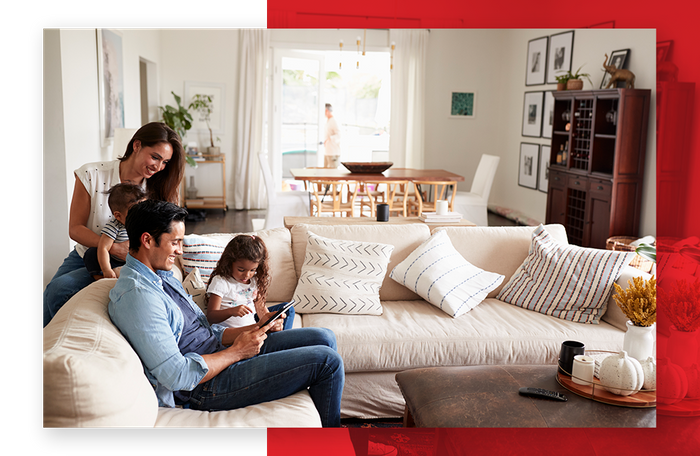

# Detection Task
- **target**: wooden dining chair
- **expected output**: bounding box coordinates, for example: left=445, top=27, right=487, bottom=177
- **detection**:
left=351, top=182, right=384, bottom=217
left=411, top=180, right=457, bottom=216
left=367, top=180, right=411, bottom=217
left=308, top=180, right=358, bottom=217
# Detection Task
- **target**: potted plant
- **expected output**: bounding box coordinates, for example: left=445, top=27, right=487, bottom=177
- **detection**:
left=159, top=91, right=197, bottom=167
left=556, top=65, right=594, bottom=91
left=554, top=73, right=570, bottom=91
left=188, top=94, right=220, bottom=155
left=613, top=276, right=656, bottom=362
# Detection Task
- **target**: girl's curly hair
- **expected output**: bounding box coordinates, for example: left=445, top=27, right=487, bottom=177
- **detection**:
left=206, top=235, right=270, bottom=308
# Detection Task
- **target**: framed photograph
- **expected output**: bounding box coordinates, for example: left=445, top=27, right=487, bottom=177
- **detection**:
left=601, top=49, right=630, bottom=89
left=522, top=91, right=544, bottom=137
left=541, top=91, right=555, bottom=139
left=538, top=145, right=550, bottom=193
left=450, top=91, right=476, bottom=118
left=526, top=36, right=548, bottom=86
left=96, top=29, right=125, bottom=147
left=657, top=40, right=673, bottom=65
left=185, top=81, right=226, bottom=135
left=546, top=30, right=574, bottom=84
left=519, top=143, right=539, bottom=190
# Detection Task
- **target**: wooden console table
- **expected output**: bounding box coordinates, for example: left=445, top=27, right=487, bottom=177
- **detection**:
left=183, top=154, right=228, bottom=211
left=284, top=216, right=476, bottom=229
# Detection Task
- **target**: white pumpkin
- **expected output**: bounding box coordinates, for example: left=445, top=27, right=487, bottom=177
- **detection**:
left=640, top=356, right=656, bottom=390
left=599, top=351, right=645, bottom=396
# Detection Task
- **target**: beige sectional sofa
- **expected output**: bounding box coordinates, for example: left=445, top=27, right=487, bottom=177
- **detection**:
left=43, top=223, right=648, bottom=426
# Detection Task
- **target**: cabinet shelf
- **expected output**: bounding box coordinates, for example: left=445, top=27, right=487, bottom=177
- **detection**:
left=545, top=89, right=650, bottom=248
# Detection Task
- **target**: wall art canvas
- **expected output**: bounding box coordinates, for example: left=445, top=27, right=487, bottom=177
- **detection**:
left=185, top=81, right=226, bottom=135
left=522, top=91, right=544, bottom=137
left=542, top=91, right=554, bottom=139
left=97, top=29, right=125, bottom=146
left=519, top=143, right=540, bottom=190
left=526, top=36, right=548, bottom=86
left=450, top=91, right=476, bottom=118
left=546, top=30, right=574, bottom=84
left=539, top=145, right=550, bottom=192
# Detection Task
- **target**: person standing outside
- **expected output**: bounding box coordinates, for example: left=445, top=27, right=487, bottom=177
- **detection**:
left=323, top=103, right=341, bottom=168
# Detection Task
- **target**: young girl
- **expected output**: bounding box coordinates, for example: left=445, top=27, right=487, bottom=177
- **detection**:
left=205, top=235, right=295, bottom=330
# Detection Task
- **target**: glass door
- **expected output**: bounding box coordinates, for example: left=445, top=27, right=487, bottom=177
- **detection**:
left=271, top=50, right=325, bottom=190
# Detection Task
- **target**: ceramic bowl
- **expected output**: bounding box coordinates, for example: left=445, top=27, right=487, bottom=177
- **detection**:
left=341, top=162, right=393, bottom=174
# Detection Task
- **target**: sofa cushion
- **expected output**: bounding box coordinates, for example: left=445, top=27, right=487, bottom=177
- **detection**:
left=301, top=299, right=625, bottom=373
left=155, top=390, right=321, bottom=427
left=389, top=230, right=504, bottom=318
left=179, top=227, right=297, bottom=302
left=43, top=279, right=159, bottom=427
left=291, top=224, right=431, bottom=301
left=496, top=225, right=635, bottom=324
left=292, top=232, right=394, bottom=315
left=435, top=224, right=568, bottom=298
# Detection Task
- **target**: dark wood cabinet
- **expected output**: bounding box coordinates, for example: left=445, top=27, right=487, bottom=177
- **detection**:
left=545, top=88, right=650, bottom=248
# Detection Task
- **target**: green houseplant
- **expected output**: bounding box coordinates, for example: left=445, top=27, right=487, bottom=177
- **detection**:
left=159, top=91, right=196, bottom=167
left=556, top=65, right=593, bottom=91
left=188, top=94, right=220, bottom=154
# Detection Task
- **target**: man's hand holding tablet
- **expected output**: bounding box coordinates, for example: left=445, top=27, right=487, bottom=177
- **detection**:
left=258, top=300, right=295, bottom=332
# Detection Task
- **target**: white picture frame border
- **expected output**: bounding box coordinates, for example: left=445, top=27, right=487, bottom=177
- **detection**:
left=96, top=28, right=125, bottom=148
left=522, top=91, right=544, bottom=138
left=542, top=91, right=555, bottom=139
left=546, top=30, right=574, bottom=84
left=184, top=81, right=226, bottom=135
left=538, top=145, right=550, bottom=193
left=526, top=36, right=548, bottom=86
left=519, top=143, right=540, bottom=190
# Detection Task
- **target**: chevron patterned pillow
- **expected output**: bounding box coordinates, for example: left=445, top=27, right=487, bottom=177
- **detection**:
left=292, top=232, right=395, bottom=315
left=390, top=230, right=505, bottom=318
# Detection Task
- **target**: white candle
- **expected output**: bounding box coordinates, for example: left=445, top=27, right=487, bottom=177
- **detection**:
left=436, top=200, right=448, bottom=215
left=572, top=355, right=595, bottom=386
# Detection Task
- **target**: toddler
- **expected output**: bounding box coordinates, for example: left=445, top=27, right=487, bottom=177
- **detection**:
left=206, top=235, right=295, bottom=330
left=83, top=183, right=146, bottom=280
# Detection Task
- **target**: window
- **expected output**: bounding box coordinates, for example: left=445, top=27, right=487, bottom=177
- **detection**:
left=271, top=48, right=391, bottom=190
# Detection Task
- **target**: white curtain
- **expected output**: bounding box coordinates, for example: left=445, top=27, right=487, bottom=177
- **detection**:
left=234, top=29, right=269, bottom=210
left=389, top=29, right=429, bottom=169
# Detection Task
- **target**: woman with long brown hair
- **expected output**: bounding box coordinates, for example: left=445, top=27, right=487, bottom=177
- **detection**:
left=44, top=122, right=185, bottom=327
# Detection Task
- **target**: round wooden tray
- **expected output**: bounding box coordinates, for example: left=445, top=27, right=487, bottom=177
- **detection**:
left=556, top=372, right=656, bottom=408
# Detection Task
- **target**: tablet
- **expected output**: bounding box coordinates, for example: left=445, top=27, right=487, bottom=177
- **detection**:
left=258, top=300, right=295, bottom=329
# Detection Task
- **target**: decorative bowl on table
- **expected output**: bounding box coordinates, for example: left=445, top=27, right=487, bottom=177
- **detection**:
left=341, top=162, right=393, bottom=174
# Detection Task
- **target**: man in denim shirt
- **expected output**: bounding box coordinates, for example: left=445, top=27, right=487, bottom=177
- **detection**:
left=108, top=200, right=344, bottom=427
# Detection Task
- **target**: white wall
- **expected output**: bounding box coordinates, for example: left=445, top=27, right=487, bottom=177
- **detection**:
left=425, top=28, right=656, bottom=236
left=43, top=29, right=161, bottom=287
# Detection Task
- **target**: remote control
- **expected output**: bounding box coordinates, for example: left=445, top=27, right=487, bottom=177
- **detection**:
left=518, top=387, right=568, bottom=402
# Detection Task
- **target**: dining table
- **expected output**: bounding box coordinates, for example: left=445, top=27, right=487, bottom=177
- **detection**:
left=289, top=167, right=465, bottom=183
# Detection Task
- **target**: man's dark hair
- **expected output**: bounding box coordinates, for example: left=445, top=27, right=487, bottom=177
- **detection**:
left=125, top=200, right=188, bottom=252
left=325, top=103, right=332, bottom=112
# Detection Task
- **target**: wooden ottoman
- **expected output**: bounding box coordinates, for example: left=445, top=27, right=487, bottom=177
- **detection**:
left=395, top=365, right=655, bottom=428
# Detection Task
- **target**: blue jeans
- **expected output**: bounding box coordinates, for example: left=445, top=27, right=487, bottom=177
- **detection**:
left=187, top=327, right=344, bottom=427
left=43, top=249, right=95, bottom=327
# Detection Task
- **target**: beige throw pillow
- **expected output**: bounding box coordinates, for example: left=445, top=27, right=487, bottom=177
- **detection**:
left=183, top=267, right=207, bottom=313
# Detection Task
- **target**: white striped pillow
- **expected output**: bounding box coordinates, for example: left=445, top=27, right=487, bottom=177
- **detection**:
left=496, top=225, right=635, bottom=324
left=390, top=230, right=505, bottom=318
left=181, top=235, right=226, bottom=283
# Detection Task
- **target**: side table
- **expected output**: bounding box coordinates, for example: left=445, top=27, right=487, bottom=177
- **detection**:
left=395, top=365, right=655, bottom=427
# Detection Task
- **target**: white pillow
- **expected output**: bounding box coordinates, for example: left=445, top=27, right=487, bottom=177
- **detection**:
left=292, top=232, right=394, bottom=315
left=182, top=267, right=207, bottom=313
left=390, top=230, right=505, bottom=318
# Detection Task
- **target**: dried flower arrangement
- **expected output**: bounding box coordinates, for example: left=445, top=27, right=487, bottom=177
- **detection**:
left=613, top=276, right=656, bottom=327
left=660, top=279, right=700, bottom=332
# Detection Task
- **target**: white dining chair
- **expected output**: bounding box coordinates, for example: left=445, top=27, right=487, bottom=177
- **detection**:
left=254, top=152, right=310, bottom=230
left=452, top=154, right=500, bottom=226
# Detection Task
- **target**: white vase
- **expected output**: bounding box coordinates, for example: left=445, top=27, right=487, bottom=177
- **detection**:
left=622, top=320, right=655, bottom=362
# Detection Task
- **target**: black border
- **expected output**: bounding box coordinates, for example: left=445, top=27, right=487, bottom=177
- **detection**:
left=538, top=145, right=551, bottom=193
left=546, top=30, right=575, bottom=84
left=518, top=142, right=540, bottom=190
left=522, top=91, right=545, bottom=138
left=600, top=48, right=631, bottom=89
left=541, top=90, right=555, bottom=139
left=525, top=36, right=548, bottom=86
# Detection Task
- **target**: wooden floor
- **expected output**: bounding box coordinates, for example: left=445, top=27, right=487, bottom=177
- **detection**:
left=185, top=208, right=518, bottom=235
